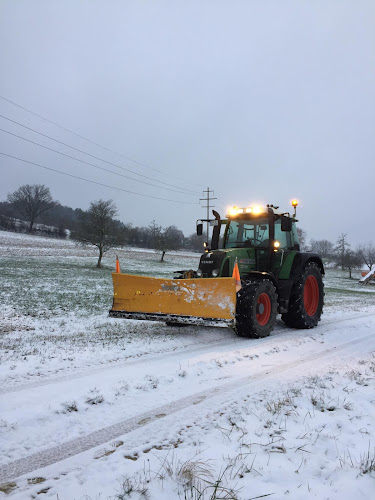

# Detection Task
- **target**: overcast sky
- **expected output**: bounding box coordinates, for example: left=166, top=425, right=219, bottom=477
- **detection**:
left=1, top=1, right=374, bottom=245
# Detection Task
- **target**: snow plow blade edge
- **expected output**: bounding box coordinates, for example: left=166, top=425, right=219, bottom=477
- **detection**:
left=109, top=273, right=236, bottom=326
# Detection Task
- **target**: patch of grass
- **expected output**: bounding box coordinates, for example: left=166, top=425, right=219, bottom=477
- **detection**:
left=156, top=455, right=213, bottom=485
left=0, top=418, right=17, bottom=431
left=115, top=451, right=239, bottom=500
left=60, top=401, right=78, bottom=413
left=114, top=380, right=129, bottom=397
left=85, top=388, right=104, bottom=405
left=136, top=375, right=160, bottom=391
left=27, top=477, right=46, bottom=485
left=305, top=375, right=329, bottom=390
left=116, top=476, right=149, bottom=499
left=360, top=446, right=375, bottom=474
left=346, top=370, right=368, bottom=386
left=265, top=392, right=297, bottom=416
left=0, top=482, right=17, bottom=494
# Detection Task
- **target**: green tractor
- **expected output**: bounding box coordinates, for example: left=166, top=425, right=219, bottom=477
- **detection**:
left=110, top=201, right=324, bottom=338
left=187, top=200, right=324, bottom=337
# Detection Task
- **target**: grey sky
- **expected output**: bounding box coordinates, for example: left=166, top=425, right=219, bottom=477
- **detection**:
left=1, top=1, right=374, bottom=245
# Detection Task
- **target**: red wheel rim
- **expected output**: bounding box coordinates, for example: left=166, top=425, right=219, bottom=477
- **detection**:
left=256, top=293, right=271, bottom=325
left=304, top=275, right=319, bottom=316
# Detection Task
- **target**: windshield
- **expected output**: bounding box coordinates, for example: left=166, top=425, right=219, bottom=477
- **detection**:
left=225, top=218, right=270, bottom=248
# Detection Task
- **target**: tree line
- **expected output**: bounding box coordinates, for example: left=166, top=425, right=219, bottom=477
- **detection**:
left=309, top=234, right=375, bottom=278
left=0, top=184, right=205, bottom=265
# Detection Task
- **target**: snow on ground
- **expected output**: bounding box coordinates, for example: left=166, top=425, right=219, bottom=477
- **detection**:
left=0, top=231, right=375, bottom=499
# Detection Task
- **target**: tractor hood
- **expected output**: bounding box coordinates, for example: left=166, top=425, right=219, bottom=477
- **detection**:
left=198, top=248, right=257, bottom=278
left=198, top=250, right=227, bottom=277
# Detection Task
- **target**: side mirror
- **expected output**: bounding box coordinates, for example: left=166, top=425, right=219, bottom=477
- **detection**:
left=196, top=223, right=203, bottom=236
left=281, top=217, right=292, bottom=232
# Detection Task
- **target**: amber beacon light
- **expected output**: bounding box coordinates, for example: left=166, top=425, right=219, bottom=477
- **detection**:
left=291, top=199, right=298, bottom=217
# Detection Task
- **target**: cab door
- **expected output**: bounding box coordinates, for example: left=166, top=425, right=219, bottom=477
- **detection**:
left=272, top=218, right=293, bottom=274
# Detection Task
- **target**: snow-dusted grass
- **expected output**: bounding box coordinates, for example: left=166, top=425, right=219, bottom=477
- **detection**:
left=111, top=360, right=375, bottom=500
left=0, top=232, right=205, bottom=387
left=1, top=231, right=375, bottom=499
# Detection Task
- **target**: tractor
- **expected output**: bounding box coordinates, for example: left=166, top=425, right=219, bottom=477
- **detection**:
left=109, top=201, right=324, bottom=338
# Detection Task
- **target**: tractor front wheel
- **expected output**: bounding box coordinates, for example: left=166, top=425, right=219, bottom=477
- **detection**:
left=235, top=280, right=278, bottom=338
left=281, top=262, right=324, bottom=329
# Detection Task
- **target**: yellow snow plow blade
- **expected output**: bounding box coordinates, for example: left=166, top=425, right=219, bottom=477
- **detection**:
left=109, top=273, right=237, bottom=327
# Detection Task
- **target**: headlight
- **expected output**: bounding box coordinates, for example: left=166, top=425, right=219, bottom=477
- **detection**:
left=196, top=269, right=203, bottom=277
left=212, top=269, right=219, bottom=277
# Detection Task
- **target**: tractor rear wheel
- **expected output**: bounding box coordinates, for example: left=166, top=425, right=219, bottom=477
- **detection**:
left=281, top=262, right=324, bottom=329
left=235, top=280, right=278, bottom=338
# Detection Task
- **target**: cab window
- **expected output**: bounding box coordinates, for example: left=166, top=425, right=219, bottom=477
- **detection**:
left=225, top=219, right=269, bottom=248
left=274, top=219, right=292, bottom=249
left=291, top=222, right=299, bottom=248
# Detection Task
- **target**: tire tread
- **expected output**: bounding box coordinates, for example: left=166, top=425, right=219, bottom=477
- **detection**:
left=236, top=279, right=278, bottom=338
left=281, top=262, right=324, bottom=329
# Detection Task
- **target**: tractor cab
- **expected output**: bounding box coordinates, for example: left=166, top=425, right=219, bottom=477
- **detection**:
left=196, top=202, right=300, bottom=279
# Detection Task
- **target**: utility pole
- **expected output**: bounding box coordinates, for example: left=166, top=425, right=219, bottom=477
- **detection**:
left=200, top=187, right=217, bottom=242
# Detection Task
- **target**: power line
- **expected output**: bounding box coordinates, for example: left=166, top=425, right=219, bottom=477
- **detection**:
left=215, top=198, right=228, bottom=210
left=214, top=191, right=233, bottom=212
left=0, top=113, right=199, bottom=196
left=214, top=191, right=231, bottom=206
left=0, top=94, right=202, bottom=190
left=0, top=152, right=199, bottom=205
left=0, top=127, right=196, bottom=196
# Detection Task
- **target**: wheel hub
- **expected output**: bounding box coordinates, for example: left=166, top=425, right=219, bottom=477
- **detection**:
left=304, top=275, right=319, bottom=316
left=256, top=292, right=271, bottom=325
left=256, top=303, right=265, bottom=315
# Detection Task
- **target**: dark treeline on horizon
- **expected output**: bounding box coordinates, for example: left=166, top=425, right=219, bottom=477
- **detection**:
left=0, top=200, right=205, bottom=252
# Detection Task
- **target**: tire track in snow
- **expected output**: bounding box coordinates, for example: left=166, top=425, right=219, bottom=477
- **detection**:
left=0, top=337, right=241, bottom=396
left=1, top=330, right=375, bottom=483
left=2, top=311, right=374, bottom=396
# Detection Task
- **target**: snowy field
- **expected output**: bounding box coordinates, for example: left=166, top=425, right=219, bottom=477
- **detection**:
left=0, top=232, right=375, bottom=499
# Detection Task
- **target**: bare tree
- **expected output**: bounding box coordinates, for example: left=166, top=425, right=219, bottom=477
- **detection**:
left=7, top=184, right=56, bottom=232
left=310, top=239, right=334, bottom=258
left=334, top=233, right=350, bottom=270
left=342, top=250, right=362, bottom=278
left=149, top=221, right=184, bottom=261
left=185, top=232, right=205, bottom=252
left=296, top=227, right=307, bottom=251
left=73, top=199, right=125, bottom=267
left=357, top=243, right=375, bottom=271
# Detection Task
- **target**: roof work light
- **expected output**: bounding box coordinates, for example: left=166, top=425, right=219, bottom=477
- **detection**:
left=227, top=205, right=265, bottom=216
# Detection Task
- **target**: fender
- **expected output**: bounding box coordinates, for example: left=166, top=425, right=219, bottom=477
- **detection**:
left=242, top=270, right=278, bottom=288
left=243, top=271, right=290, bottom=313
left=289, top=252, right=325, bottom=281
